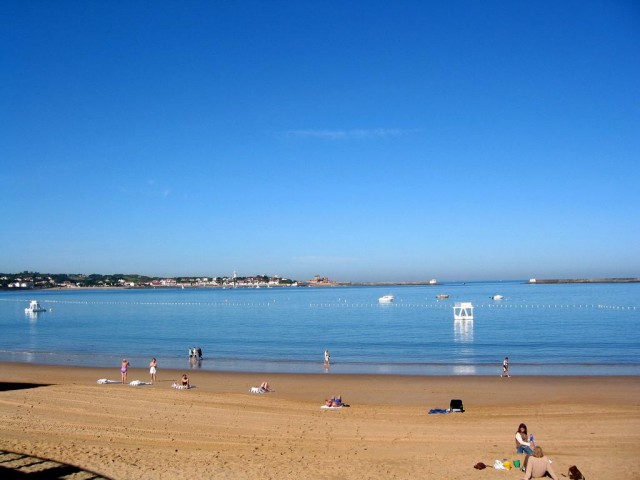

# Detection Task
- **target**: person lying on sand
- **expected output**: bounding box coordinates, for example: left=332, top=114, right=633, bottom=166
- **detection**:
left=325, top=395, right=342, bottom=407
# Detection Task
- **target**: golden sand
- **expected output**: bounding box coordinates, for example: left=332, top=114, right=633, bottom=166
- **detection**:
left=0, top=363, right=638, bottom=479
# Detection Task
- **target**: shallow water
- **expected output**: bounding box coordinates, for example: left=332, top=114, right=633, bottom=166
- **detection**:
left=1, top=281, right=638, bottom=375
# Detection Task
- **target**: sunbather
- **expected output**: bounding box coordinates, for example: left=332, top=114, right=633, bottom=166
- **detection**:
left=523, top=446, right=558, bottom=480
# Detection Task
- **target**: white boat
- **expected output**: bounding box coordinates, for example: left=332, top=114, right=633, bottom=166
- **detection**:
left=453, top=302, right=474, bottom=320
left=491, top=294, right=504, bottom=300
left=378, top=295, right=395, bottom=304
left=25, top=300, right=47, bottom=313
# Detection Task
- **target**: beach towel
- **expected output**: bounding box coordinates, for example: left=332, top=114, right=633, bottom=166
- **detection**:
left=250, top=387, right=270, bottom=393
left=129, top=380, right=152, bottom=386
left=97, top=379, right=120, bottom=384
left=321, top=405, right=342, bottom=410
left=493, top=460, right=506, bottom=470
left=428, top=408, right=449, bottom=414
left=172, top=383, right=193, bottom=390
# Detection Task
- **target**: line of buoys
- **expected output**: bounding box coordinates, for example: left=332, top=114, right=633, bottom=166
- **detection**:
left=5, top=297, right=638, bottom=310
left=308, top=303, right=638, bottom=310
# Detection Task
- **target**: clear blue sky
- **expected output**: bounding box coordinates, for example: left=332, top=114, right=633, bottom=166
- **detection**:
left=2, top=1, right=639, bottom=282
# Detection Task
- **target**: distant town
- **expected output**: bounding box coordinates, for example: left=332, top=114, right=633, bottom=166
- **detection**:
left=0, top=272, right=447, bottom=290
left=0, top=272, right=302, bottom=290
left=3, top=272, right=637, bottom=290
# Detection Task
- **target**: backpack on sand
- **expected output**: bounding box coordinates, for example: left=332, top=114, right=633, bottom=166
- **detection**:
left=449, top=399, right=464, bottom=412
left=569, top=465, right=585, bottom=480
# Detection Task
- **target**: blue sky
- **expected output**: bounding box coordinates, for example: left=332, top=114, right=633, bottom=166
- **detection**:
left=2, top=1, right=639, bottom=282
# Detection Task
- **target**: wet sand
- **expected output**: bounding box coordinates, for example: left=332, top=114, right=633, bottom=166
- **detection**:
left=0, top=362, right=638, bottom=479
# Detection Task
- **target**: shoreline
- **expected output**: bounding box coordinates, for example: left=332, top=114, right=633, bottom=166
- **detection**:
left=1, top=362, right=639, bottom=479
left=528, top=277, right=640, bottom=284
left=4, top=276, right=640, bottom=291
left=2, top=355, right=639, bottom=377
left=3, top=360, right=640, bottom=379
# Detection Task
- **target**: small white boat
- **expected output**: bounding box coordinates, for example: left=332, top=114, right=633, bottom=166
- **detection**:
left=491, top=294, right=504, bottom=300
left=25, top=300, right=47, bottom=313
left=378, top=295, right=395, bottom=304
left=453, top=302, right=474, bottom=320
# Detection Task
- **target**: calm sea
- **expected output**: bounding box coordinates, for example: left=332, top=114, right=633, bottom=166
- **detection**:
left=1, top=282, right=638, bottom=376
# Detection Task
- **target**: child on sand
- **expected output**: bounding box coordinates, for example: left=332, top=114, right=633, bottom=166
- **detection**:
left=120, top=359, right=130, bottom=384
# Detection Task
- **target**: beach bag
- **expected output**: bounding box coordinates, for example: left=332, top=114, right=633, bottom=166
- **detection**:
left=450, top=399, right=464, bottom=412
left=569, top=465, right=585, bottom=480
left=473, top=462, right=487, bottom=470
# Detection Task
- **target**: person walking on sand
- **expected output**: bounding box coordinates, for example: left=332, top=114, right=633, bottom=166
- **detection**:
left=120, top=358, right=130, bottom=384
left=149, top=358, right=157, bottom=383
left=501, top=356, right=510, bottom=377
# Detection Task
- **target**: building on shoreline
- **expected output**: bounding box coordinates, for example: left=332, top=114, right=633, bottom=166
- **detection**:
left=0, top=272, right=300, bottom=290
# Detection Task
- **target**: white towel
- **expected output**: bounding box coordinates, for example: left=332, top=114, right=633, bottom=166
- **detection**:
left=129, top=380, right=152, bottom=386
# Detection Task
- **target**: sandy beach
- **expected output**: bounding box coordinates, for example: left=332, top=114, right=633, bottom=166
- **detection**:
left=0, top=363, right=638, bottom=479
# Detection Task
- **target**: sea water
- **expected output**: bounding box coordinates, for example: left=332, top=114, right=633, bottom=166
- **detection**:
left=0, top=282, right=638, bottom=376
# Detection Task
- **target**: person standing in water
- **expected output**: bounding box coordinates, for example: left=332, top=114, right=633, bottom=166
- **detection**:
left=324, top=349, right=330, bottom=366
left=501, top=356, right=510, bottom=378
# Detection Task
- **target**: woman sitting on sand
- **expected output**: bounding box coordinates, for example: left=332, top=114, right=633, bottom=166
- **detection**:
left=181, top=374, right=190, bottom=388
left=515, top=423, right=534, bottom=455
left=260, top=381, right=271, bottom=392
left=522, top=446, right=558, bottom=480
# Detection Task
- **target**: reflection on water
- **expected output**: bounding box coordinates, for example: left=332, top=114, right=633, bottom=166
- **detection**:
left=25, top=311, right=41, bottom=322
left=189, top=357, right=202, bottom=369
left=454, top=319, right=474, bottom=342
left=452, top=364, right=477, bottom=375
